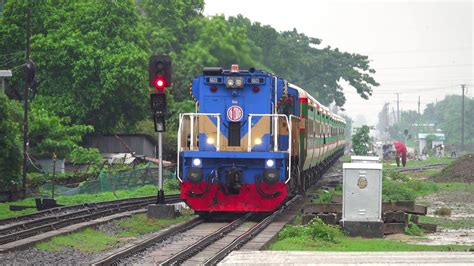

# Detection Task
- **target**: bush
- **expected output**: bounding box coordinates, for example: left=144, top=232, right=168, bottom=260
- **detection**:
left=405, top=223, right=424, bottom=236
left=383, top=174, right=438, bottom=201
left=434, top=207, right=452, bottom=217
left=279, top=218, right=343, bottom=243
left=164, top=178, right=180, bottom=191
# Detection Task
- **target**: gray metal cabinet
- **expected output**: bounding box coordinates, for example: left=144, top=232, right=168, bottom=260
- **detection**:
left=342, top=163, right=382, bottom=222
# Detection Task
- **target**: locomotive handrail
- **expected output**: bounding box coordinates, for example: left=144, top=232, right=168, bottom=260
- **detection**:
left=247, top=113, right=292, bottom=184
left=176, top=112, right=221, bottom=183
left=287, top=115, right=301, bottom=184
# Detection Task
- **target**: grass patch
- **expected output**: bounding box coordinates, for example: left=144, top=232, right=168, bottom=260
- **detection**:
left=340, top=155, right=351, bottom=163
left=0, top=185, right=180, bottom=220
left=35, top=228, right=117, bottom=253
left=436, top=182, right=474, bottom=192
left=315, top=188, right=342, bottom=204
left=405, top=223, right=424, bottom=236
left=271, top=217, right=470, bottom=251
left=269, top=235, right=470, bottom=251
left=418, top=216, right=474, bottom=229
left=35, top=213, right=190, bottom=253
left=382, top=171, right=438, bottom=201
left=279, top=218, right=343, bottom=243
left=408, top=169, right=441, bottom=179
left=114, top=214, right=188, bottom=238
left=383, top=157, right=453, bottom=170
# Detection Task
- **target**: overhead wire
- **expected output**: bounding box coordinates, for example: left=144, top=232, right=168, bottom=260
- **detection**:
left=376, top=63, right=473, bottom=70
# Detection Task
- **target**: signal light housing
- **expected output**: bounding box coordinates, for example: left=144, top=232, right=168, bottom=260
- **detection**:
left=148, top=55, right=172, bottom=92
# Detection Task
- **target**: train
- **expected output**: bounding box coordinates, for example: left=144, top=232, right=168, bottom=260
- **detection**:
left=177, top=65, right=346, bottom=213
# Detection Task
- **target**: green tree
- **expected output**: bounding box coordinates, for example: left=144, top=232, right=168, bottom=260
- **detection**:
left=0, top=97, right=22, bottom=190
left=69, top=146, right=101, bottom=165
left=352, top=125, right=371, bottom=155
left=1, top=0, right=150, bottom=133
left=422, top=95, right=474, bottom=144
left=229, top=15, right=379, bottom=106
left=29, top=103, right=94, bottom=158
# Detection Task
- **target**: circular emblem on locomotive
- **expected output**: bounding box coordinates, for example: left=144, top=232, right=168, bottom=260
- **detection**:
left=357, top=176, right=368, bottom=189
left=227, top=105, right=243, bottom=122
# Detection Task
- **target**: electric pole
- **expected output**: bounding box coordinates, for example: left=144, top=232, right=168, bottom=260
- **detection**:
left=418, top=96, right=421, bottom=134
left=396, top=93, right=400, bottom=123
left=22, top=8, right=31, bottom=198
left=461, top=84, right=466, bottom=151
left=418, top=96, right=420, bottom=115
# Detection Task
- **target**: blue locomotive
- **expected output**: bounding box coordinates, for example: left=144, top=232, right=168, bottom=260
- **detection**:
left=177, top=65, right=345, bottom=212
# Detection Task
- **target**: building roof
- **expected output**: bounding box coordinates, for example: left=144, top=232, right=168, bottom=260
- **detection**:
left=418, top=133, right=445, bottom=141
left=88, top=134, right=158, bottom=146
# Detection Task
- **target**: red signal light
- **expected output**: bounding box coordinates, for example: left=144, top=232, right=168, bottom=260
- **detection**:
left=153, top=76, right=167, bottom=90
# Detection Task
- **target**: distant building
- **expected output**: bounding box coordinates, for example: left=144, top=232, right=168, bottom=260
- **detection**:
left=417, top=133, right=445, bottom=154
left=83, top=134, right=158, bottom=159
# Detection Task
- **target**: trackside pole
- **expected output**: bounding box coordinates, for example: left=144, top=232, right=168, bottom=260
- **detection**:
left=157, top=131, right=165, bottom=204
left=148, top=54, right=174, bottom=218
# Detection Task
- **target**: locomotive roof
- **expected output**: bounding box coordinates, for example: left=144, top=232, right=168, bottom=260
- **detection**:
left=289, top=83, right=346, bottom=124
left=199, top=67, right=345, bottom=124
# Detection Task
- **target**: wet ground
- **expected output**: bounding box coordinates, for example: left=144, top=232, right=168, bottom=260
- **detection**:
left=386, top=158, right=474, bottom=247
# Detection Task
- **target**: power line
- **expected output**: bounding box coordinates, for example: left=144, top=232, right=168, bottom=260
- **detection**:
left=377, top=63, right=473, bottom=70
left=0, top=51, right=25, bottom=57
left=363, top=47, right=473, bottom=55
left=374, top=85, right=459, bottom=93
left=380, top=78, right=474, bottom=85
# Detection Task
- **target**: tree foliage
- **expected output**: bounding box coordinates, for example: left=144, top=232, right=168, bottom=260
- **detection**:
left=386, top=95, right=474, bottom=145
left=29, top=103, right=94, bottom=158
left=69, top=146, right=102, bottom=165
left=1, top=0, right=149, bottom=133
left=0, top=0, right=379, bottom=169
left=228, top=15, right=379, bottom=106
left=352, top=125, right=371, bottom=155
left=0, top=97, right=22, bottom=190
left=422, top=95, right=474, bottom=144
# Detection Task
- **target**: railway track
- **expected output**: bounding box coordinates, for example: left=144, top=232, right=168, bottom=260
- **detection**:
left=0, top=194, right=181, bottom=246
left=92, top=196, right=301, bottom=266
left=321, top=163, right=449, bottom=183
left=394, top=163, right=448, bottom=173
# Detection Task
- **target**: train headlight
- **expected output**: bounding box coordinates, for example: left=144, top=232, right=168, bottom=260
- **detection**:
left=263, top=169, right=279, bottom=185
left=226, top=78, right=235, bottom=88
left=187, top=168, right=203, bottom=184
left=254, top=138, right=262, bottom=145
left=192, top=158, right=202, bottom=167
left=207, top=137, right=214, bottom=144
left=265, top=159, right=275, bottom=168
left=234, top=77, right=243, bottom=88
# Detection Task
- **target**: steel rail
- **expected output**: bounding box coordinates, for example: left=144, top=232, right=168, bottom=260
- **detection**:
left=160, top=213, right=252, bottom=266
left=91, top=217, right=204, bottom=266
left=0, top=194, right=179, bottom=226
left=0, top=194, right=181, bottom=245
left=203, top=196, right=301, bottom=266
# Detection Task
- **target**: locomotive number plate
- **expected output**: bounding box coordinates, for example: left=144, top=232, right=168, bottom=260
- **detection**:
left=227, top=105, right=243, bottom=122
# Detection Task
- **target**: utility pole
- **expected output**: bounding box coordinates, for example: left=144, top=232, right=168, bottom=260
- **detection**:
left=396, top=93, right=400, bottom=123
left=21, top=8, right=31, bottom=198
left=418, top=96, right=421, bottom=134
left=418, top=96, right=420, bottom=115
left=461, top=84, right=466, bottom=151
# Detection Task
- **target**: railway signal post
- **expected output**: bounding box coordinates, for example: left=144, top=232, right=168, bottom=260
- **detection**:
left=148, top=55, right=172, bottom=208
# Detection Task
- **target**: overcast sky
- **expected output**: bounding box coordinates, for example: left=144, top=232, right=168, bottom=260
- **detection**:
left=204, top=0, right=473, bottom=126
